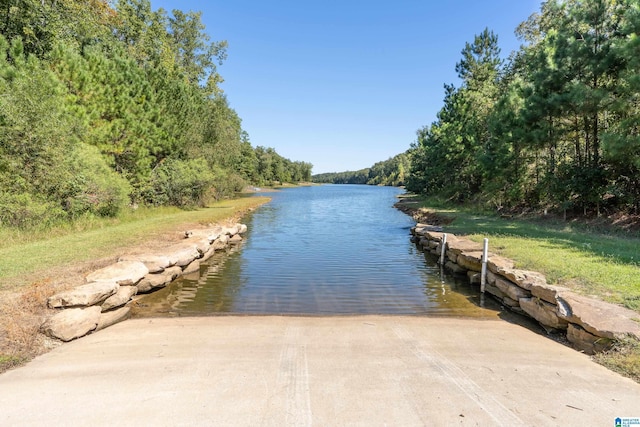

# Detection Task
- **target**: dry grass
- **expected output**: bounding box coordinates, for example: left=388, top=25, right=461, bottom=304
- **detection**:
left=0, top=280, right=60, bottom=372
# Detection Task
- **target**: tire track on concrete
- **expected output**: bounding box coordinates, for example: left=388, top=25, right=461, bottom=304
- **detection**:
left=392, top=324, right=525, bottom=426
left=274, top=324, right=313, bottom=427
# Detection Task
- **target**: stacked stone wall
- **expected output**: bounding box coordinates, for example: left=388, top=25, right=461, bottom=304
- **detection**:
left=41, top=224, right=248, bottom=342
left=411, top=224, right=640, bottom=355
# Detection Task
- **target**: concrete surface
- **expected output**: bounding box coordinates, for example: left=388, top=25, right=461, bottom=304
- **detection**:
left=1, top=316, right=639, bottom=426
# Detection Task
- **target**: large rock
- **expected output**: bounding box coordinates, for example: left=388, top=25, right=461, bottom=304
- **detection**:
left=557, top=292, right=640, bottom=340
left=136, top=273, right=173, bottom=293
left=86, top=261, right=149, bottom=286
left=222, top=224, right=240, bottom=236
left=48, top=281, right=118, bottom=308
left=192, top=238, right=210, bottom=255
left=211, top=235, right=229, bottom=250
left=166, top=242, right=200, bottom=267
left=567, top=323, right=613, bottom=355
left=444, top=261, right=467, bottom=275
left=495, top=277, right=531, bottom=301
left=229, top=234, right=243, bottom=244
left=520, top=297, right=568, bottom=331
left=188, top=227, right=223, bottom=243
left=530, top=283, right=569, bottom=304
left=182, top=259, right=200, bottom=275
left=96, top=307, right=131, bottom=331
left=487, top=256, right=515, bottom=274
left=499, top=268, right=546, bottom=291
left=457, top=251, right=484, bottom=272
left=237, top=223, right=248, bottom=234
left=425, top=231, right=445, bottom=241
left=101, top=285, right=137, bottom=311
left=446, top=238, right=483, bottom=256
left=42, top=306, right=101, bottom=342
left=118, top=254, right=172, bottom=273
left=201, top=246, right=216, bottom=262
left=484, top=282, right=506, bottom=299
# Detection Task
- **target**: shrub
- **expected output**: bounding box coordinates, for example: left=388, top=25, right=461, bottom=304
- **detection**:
left=147, top=158, right=215, bottom=207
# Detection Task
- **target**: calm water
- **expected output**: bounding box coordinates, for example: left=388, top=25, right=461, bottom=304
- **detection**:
left=133, top=185, right=500, bottom=317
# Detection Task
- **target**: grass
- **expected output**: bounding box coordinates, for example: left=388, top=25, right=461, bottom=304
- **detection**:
left=0, top=195, right=270, bottom=373
left=0, top=196, right=270, bottom=290
left=408, top=197, right=640, bottom=312
left=405, top=195, right=640, bottom=381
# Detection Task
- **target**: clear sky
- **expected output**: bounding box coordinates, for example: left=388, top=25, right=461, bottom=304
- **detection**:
left=150, top=0, right=541, bottom=174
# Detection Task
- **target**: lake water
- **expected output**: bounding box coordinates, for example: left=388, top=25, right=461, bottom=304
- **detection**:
left=133, top=185, right=501, bottom=317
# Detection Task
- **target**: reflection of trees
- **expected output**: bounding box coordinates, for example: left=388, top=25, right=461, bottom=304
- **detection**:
left=132, top=242, right=246, bottom=317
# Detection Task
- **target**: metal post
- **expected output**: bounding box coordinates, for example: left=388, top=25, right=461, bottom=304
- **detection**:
left=439, top=233, right=447, bottom=265
left=480, top=238, right=488, bottom=293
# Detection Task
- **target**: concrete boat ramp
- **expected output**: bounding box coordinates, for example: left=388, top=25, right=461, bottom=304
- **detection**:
left=1, top=316, right=639, bottom=426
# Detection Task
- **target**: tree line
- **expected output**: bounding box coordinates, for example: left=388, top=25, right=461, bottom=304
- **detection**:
left=406, top=0, right=640, bottom=216
left=0, top=0, right=311, bottom=228
left=312, top=153, right=410, bottom=187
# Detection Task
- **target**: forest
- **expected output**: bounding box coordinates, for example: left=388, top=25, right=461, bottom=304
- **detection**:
left=312, top=153, right=409, bottom=186
left=0, top=0, right=312, bottom=229
left=406, top=0, right=640, bottom=216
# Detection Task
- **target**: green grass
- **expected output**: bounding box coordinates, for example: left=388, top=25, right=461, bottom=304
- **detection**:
left=412, top=197, right=640, bottom=312
left=0, top=196, right=269, bottom=290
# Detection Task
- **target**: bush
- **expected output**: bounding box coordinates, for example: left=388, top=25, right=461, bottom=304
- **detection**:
left=0, top=192, right=66, bottom=229
left=147, top=158, right=216, bottom=207
left=61, top=144, right=132, bottom=218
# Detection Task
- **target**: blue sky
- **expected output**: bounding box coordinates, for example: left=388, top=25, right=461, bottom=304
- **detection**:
left=151, top=0, right=541, bottom=174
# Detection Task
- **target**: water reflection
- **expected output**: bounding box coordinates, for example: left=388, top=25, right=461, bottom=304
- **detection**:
left=133, top=185, right=501, bottom=318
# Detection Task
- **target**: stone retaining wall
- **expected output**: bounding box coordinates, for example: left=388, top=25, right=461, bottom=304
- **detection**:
left=41, top=224, right=247, bottom=342
left=411, top=223, right=640, bottom=354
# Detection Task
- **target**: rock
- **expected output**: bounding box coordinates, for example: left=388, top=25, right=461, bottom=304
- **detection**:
left=188, top=227, right=223, bottom=243
left=42, top=306, right=101, bottom=342
left=96, top=307, right=131, bottom=331
left=445, top=261, right=467, bottom=275
left=118, top=254, right=172, bottom=273
left=486, top=270, right=498, bottom=285
left=182, top=259, right=200, bottom=275
left=457, top=251, right=484, bottom=272
left=445, top=251, right=458, bottom=263
left=163, top=266, right=183, bottom=281
left=426, top=231, right=445, bottom=241
left=229, top=234, right=243, bottom=244
left=86, top=261, right=149, bottom=286
left=446, top=238, right=483, bottom=256
left=427, top=240, right=439, bottom=250
left=484, top=282, right=506, bottom=299
left=530, top=283, right=569, bottom=304
left=414, top=226, right=444, bottom=236
left=238, top=223, right=248, bottom=234
left=499, top=268, right=546, bottom=291
left=557, top=292, right=640, bottom=340
left=101, top=285, right=137, bottom=311
left=520, top=298, right=568, bottom=330
left=495, top=277, right=531, bottom=301
left=211, top=235, right=229, bottom=250
left=192, top=238, right=210, bottom=255
left=136, top=273, right=173, bottom=293
left=487, top=256, right=515, bottom=274
left=166, top=242, right=200, bottom=267
left=201, top=246, right=216, bottom=262
left=222, top=224, right=240, bottom=236
left=567, top=323, right=613, bottom=355
left=48, top=281, right=118, bottom=308
left=502, top=296, right=520, bottom=307
left=418, top=237, right=430, bottom=249
left=468, top=271, right=481, bottom=285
